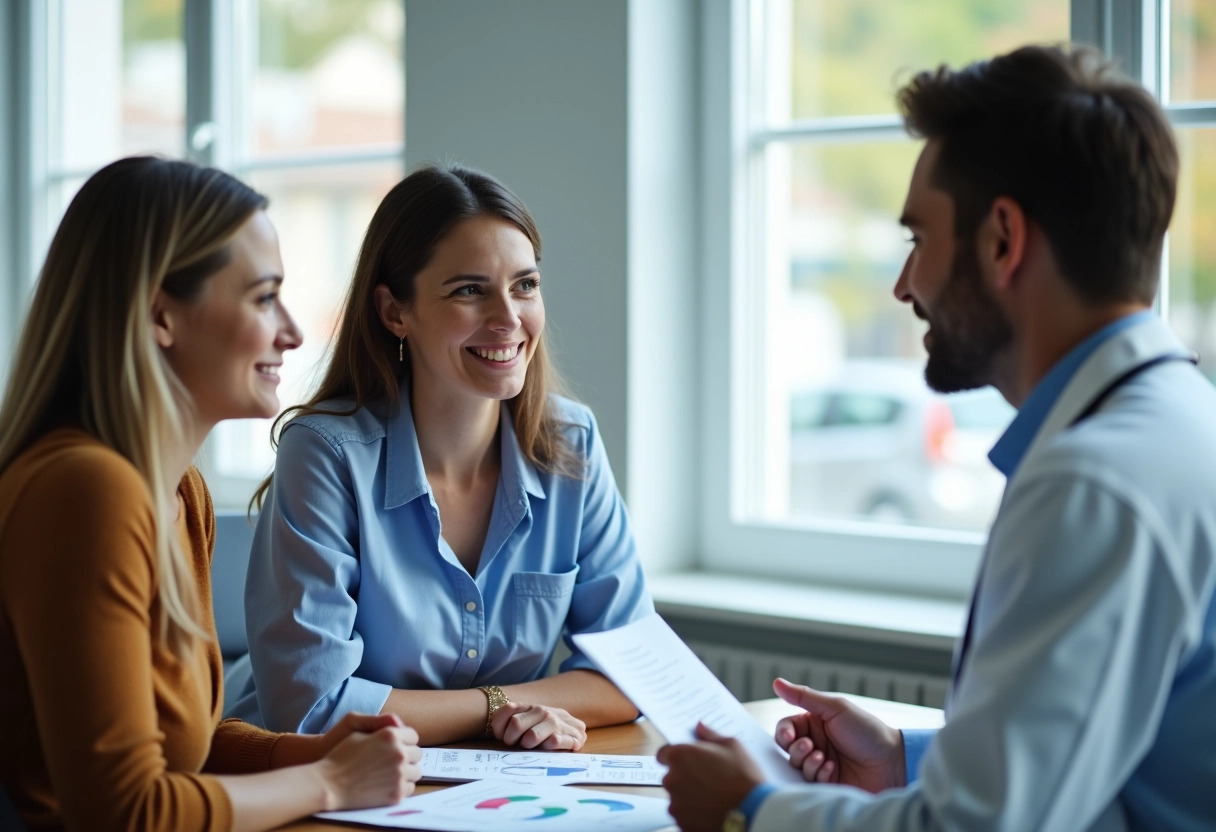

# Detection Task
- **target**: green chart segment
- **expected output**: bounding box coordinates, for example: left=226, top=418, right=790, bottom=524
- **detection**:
left=474, top=794, right=637, bottom=818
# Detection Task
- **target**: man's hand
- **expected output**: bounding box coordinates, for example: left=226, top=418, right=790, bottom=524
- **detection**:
left=657, top=722, right=765, bottom=832
left=772, top=678, right=906, bottom=792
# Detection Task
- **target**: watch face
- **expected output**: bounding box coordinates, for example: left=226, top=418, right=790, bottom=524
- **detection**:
left=723, top=809, right=747, bottom=832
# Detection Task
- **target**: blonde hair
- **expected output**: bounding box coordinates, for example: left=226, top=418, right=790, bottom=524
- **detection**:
left=253, top=164, right=580, bottom=511
left=0, top=156, right=267, bottom=658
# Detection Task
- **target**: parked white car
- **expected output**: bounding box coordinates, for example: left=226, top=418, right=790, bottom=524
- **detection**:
left=788, top=360, right=1014, bottom=531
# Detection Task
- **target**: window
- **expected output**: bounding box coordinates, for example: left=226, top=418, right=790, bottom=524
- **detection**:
left=1165, top=2, right=1216, bottom=385
left=25, top=0, right=405, bottom=507
left=702, top=0, right=1216, bottom=596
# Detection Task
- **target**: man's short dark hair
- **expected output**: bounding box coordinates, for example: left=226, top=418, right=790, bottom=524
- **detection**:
left=897, top=44, right=1178, bottom=305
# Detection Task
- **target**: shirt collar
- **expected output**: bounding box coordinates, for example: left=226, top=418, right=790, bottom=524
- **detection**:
left=384, top=395, right=430, bottom=509
left=384, top=396, right=546, bottom=509
left=987, top=310, right=1154, bottom=478
left=498, top=403, right=547, bottom=502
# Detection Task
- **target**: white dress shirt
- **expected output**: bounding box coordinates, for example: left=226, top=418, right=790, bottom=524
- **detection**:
left=753, top=316, right=1216, bottom=831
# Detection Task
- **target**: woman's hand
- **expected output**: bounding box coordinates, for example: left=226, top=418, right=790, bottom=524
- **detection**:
left=313, top=712, right=405, bottom=759
left=313, top=717, right=423, bottom=811
left=270, top=711, right=407, bottom=768
left=492, top=701, right=587, bottom=751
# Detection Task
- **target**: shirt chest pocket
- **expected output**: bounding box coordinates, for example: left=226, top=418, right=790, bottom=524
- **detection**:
left=512, top=566, right=579, bottom=647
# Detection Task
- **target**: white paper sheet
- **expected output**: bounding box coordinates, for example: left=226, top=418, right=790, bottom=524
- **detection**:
left=419, top=747, right=665, bottom=786
left=571, top=613, right=805, bottom=784
left=316, top=778, right=675, bottom=831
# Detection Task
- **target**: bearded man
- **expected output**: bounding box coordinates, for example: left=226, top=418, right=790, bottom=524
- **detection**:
left=660, top=43, right=1216, bottom=832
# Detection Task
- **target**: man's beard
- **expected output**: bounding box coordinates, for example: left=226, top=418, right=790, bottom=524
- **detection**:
left=921, top=241, right=1013, bottom=393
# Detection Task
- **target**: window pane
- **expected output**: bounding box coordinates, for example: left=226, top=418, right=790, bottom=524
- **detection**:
left=201, top=162, right=401, bottom=497
left=1167, top=128, right=1216, bottom=381
left=746, top=140, right=1012, bottom=532
left=250, top=0, right=403, bottom=156
left=1168, top=0, right=1216, bottom=104
left=53, top=0, right=184, bottom=172
left=780, top=0, right=1068, bottom=121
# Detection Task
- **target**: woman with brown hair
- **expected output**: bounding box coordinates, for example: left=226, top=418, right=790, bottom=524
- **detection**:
left=0, top=156, right=422, bottom=831
left=230, top=164, right=651, bottom=750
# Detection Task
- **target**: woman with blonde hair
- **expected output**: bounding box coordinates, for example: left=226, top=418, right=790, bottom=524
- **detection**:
left=0, top=156, right=421, bottom=831
left=230, top=164, right=652, bottom=749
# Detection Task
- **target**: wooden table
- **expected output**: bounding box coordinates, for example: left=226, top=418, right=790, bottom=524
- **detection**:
left=280, top=694, right=943, bottom=830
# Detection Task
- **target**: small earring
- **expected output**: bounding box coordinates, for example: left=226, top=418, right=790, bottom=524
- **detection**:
left=398, top=336, right=404, bottom=363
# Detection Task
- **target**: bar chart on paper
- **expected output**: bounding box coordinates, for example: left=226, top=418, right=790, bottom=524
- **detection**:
left=419, top=748, right=666, bottom=785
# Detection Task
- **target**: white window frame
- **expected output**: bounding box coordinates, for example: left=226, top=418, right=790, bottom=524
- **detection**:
left=183, top=1, right=406, bottom=507
left=5, top=0, right=406, bottom=508
left=700, top=0, right=1216, bottom=598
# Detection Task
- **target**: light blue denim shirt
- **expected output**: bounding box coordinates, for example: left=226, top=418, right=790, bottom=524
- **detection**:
left=228, top=394, right=653, bottom=733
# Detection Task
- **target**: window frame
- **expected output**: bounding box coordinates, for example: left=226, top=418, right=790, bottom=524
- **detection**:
left=184, top=2, right=406, bottom=508
left=9, top=0, right=406, bottom=509
left=700, top=0, right=1216, bottom=598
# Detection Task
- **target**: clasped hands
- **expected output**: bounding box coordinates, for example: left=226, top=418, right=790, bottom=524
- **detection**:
left=491, top=700, right=588, bottom=751
left=657, top=677, right=908, bottom=832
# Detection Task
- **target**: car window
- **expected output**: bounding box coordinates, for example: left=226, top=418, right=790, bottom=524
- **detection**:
left=791, top=392, right=831, bottom=430
left=828, top=394, right=902, bottom=427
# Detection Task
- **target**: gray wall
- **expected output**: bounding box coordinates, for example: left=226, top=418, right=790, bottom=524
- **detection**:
left=405, top=0, right=700, bottom=572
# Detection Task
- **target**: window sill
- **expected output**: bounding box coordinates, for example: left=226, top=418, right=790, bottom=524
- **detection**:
left=648, top=571, right=966, bottom=653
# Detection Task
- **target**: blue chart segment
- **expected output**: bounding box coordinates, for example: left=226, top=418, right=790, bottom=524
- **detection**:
left=577, top=798, right=635, bottom=812
left=501, top=765, right=589, bottom=777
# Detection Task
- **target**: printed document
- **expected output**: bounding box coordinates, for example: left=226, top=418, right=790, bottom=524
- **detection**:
left=571, top=613, right=805, bottom=784
left=419, top=747, right=665, bottom=786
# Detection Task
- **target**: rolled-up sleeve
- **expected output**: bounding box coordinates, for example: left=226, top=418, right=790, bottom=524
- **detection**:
left=559, top=409, right=654, bottom=672
left=244, top=422, right=393, bottom=733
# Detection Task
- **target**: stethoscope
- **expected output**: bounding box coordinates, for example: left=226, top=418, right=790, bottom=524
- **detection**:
left=949, top=350, right=1199, bottom=693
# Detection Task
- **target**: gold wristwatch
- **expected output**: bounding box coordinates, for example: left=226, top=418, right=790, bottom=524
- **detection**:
left=723, top=808, right=748, bottom=832
left=478, top=685, right=509, bottom=736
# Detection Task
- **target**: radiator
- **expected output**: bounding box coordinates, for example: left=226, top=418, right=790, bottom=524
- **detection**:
left=687, top=640, right=949, bottom=709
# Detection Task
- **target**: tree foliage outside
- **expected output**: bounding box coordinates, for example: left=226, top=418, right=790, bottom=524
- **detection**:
left=780, top=0, right=1216, bottom=370
left=123, top=0, right=399, bottom=70
left=257, top=0, right=401, bottom=71
left=1169, top=0, right=1216, bottom=374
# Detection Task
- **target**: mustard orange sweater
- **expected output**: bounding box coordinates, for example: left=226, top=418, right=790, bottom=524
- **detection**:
left=0, top=429, right=281, bottom=831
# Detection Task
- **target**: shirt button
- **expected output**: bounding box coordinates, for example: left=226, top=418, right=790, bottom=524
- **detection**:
left=465, top=601, right=477, bottom=612
left=467, top=648, right=478, bottom=659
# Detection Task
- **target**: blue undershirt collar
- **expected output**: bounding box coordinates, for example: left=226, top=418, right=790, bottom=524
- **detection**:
left=987, top=310, right=1152, bottom=478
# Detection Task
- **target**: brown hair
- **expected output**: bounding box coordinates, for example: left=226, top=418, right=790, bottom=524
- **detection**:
left=0, top=156, right=268, bottom=658
left=897, top=43, right=1178, bottom=305
left=252, top=164, right=579, bottom=511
